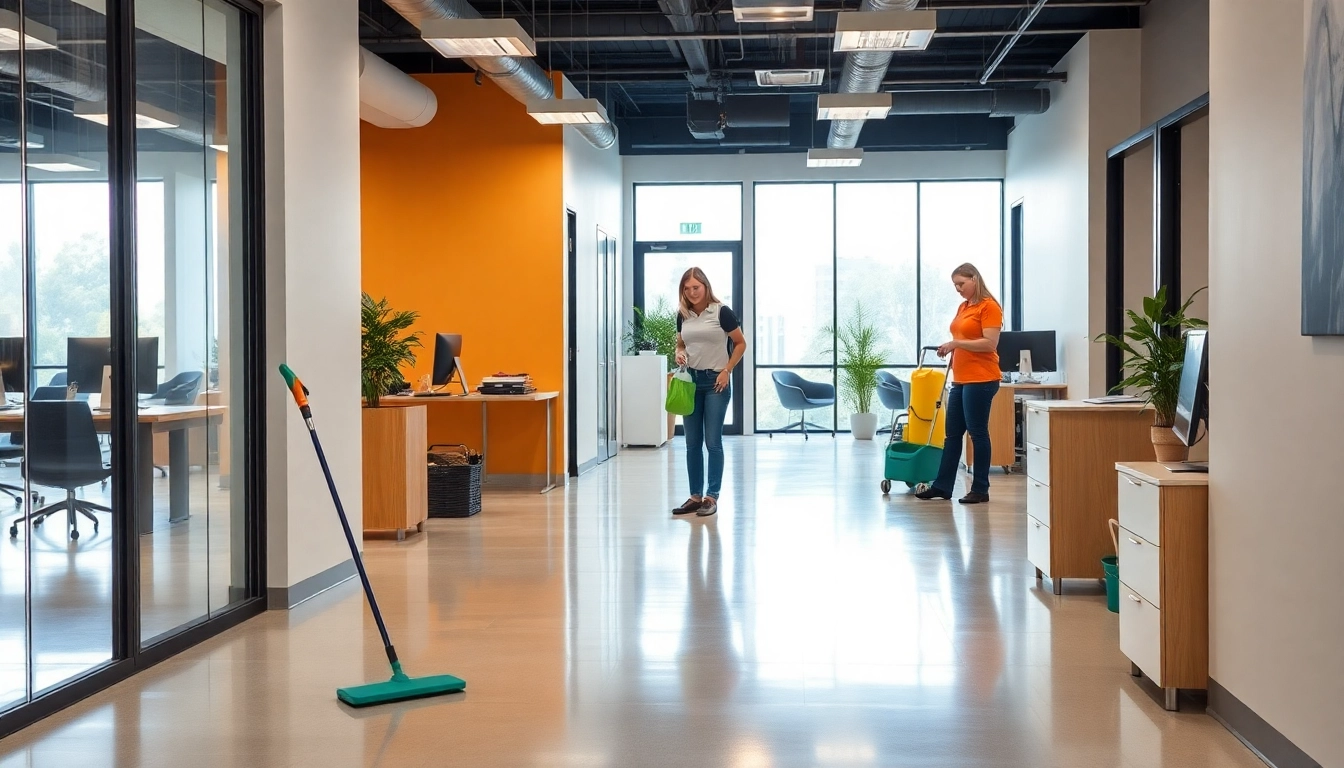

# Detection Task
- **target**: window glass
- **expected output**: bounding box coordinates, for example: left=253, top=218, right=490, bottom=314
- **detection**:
left=635, top=185, right=742, bottom=242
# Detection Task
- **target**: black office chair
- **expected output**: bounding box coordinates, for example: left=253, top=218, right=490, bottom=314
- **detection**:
left=10, top=400, right=113, bottom=541
left=31, top=386, right=68, bottom=401
left=47, top=372, right=66, bottom=387
left=0, top=435, right=30, bottom=508
left=876, top=371, right=909, bottom=438
left=149, top=371, right=203, bottom=405
left=769, top=371, right=836, bottom=440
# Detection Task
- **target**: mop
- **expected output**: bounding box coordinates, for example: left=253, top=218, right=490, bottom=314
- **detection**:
left=280, top=364, right=466, bottom=707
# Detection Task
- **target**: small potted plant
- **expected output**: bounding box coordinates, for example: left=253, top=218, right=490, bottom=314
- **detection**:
left=361, top=293, right=422, bottom=407
left=828, top=304, right=888, bottom=440
left=1095, top=286, right=1207, bottom=462
left=360, top=293, right=428, bottom=536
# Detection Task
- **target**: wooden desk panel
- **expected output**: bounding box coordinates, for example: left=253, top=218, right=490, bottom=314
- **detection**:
left=964, top=383, right=1068, bottom=469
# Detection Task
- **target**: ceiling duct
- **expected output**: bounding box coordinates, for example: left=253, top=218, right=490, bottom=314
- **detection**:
left=686, top=94, right=792, bottom=140
left=826, top=0, right=919, bottom=149
left=359, top=47, right=438, bottom=128
left=658, top=0, right=713, bottom=93
left=888, top=89, right=1050, bottom=116
left=381, top=0, right=616, bottom=150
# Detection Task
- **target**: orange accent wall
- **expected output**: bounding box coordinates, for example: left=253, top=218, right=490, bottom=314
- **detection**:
left=362, top=74, right=565, bottom=476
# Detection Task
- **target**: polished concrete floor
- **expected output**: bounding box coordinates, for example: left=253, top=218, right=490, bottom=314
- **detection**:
left=0, top=438, right=1263, bottom=767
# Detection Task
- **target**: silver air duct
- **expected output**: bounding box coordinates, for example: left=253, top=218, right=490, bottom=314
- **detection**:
left=381, top=0, right=617, bottom=150
left=658, top=0, right=712, bottom=92
left=827, top=0, right=920, bottom=149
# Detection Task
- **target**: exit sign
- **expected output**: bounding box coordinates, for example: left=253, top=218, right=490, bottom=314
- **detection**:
left=679, top=222, right=702, bottom=235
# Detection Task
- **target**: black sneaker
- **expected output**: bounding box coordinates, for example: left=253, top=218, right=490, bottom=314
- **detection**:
left=914, top=485, right=952, bottom=500
left=673, top=498, right=702, bottom=515
left=959, top=492, right=990, bottom=505
left=696, top=498, right=718, bottom=517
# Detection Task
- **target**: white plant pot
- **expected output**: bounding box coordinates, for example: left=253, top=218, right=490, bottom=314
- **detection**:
left=850, top=412, right=879, bottom=440
left=638, top=350, right=656, bottom=355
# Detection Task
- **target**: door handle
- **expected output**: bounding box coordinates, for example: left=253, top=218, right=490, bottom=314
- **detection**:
left=1128, top=537, right=1142, bottom=546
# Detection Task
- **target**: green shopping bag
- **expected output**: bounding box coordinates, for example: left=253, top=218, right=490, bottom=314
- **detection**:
left=665, top=368, right=696, bottom=416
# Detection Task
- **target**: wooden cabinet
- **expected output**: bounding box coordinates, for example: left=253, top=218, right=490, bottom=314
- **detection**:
left=1023, top=400, right=1154, bottom=594
left=964, top=383, right=1067, bottom=470
left=1115, top=462, right=1209, bottom=711
left=361, top=405, right=428, bottom=540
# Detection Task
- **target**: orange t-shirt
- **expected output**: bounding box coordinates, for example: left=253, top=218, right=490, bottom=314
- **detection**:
left=949, top=298, right=1003, bottom=383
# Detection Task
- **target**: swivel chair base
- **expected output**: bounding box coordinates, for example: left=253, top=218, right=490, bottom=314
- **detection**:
left=768, top=414, right=833, bottom=440
left=10, top=490, right=109, bottom=541
left=0, top=484, right=42, bottom=508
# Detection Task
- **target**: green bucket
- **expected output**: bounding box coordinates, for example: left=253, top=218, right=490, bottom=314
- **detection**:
left=1102, top=556, right=1120, bottom=613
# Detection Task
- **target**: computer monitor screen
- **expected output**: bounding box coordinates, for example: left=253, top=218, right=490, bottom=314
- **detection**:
left=0, top=337, right=24, bottom=395
left=66, top=337, right=161, bottom=396
left=997, top=330, right=1057, bottom=374
left=432, top=333, right=466, bottom=391
left=1171, top=329, right=1209, bottom=447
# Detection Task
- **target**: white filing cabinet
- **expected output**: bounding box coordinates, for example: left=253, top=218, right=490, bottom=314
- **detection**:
left=1115, top=462, right=1209, bottom=711
left=620, top=354, right=669, bottom=447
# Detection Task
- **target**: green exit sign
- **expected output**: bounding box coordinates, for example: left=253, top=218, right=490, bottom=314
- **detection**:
left=679, top=222, right=702, bottom=235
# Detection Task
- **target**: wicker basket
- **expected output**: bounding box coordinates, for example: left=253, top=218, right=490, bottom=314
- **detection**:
left=427, top=444, right=483, bottom=518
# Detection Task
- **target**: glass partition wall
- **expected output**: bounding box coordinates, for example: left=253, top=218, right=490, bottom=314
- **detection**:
left=0, top=0, right=263, bottom=736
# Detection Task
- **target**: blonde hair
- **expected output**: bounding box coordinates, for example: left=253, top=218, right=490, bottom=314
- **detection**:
left=679, top=267, right=722, bottom=317
left=952, top=263, right=998, bottom=305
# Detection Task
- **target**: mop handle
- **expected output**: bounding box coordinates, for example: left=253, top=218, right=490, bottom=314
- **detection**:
left=279, top=365, right=399, bottom=665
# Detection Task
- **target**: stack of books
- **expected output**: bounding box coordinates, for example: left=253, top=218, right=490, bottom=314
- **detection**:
left=478, top=374, right=535, bottom=396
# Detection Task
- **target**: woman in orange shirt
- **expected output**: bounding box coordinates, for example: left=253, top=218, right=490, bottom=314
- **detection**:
left=916, top=263, right=1003, bottom=505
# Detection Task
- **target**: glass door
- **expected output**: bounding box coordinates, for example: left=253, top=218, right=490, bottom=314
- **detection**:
left=633, top=242, right=744, bottom=435
left=596, top=230, right=616, bottom=463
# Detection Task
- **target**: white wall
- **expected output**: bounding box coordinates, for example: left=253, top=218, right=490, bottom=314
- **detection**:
left=1140, top=0, right=1210, bottom=125
left=1209, top=2, right=1344, bottom=764
left=263, top=0, right=364, bottom=600
left=562, top=79, right=623, bottom=470
left=623, top=150, right=1006, bottom=431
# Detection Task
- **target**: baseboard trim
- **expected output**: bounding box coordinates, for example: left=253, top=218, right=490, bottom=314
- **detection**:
left=1207, top=678, right=1322, bottom=768
left=268, top=558, right=356, bottom=610
left=483, top=473, right=558, bottom=489
left=574, top=457, right=599, bottom=476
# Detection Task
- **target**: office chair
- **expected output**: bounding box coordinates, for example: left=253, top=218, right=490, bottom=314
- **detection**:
left=876, top=371, right=909, bottom=438
left=769, top=371, right=835, bottom=440
left=0, top=435, right=38, bottom=508
left=148, top=371, right=203, bottom=477
left=48, top=372, right=66, bottom=386
left=10, top=400, right=113, bottom=541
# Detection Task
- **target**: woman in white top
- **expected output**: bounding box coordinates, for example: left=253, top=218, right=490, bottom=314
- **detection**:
left=671, top=267, right=746, bottom=518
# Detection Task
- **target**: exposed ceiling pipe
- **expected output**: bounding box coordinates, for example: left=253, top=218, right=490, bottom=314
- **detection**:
left=380, top=0, right=617, bottom=150
left=657, top=0, right=714, bottom=94
left=359, top=47, right=438, bottom=128
left=980, top=0, right=1049, bottom=84
left=826, top=0, right=920, bottom=149
left=529, top=26, right=1100, bottom=42
left=887, top=88, right=1050, bottom=115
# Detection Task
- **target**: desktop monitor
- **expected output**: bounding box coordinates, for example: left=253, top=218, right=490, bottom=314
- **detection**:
left=0, top=337, right=24, bottom=395
left=66, top=337, right=161, bottom=396
left=432, top=333, right=467, bottom=394
left=1171, top=329, right=1209, bottom=449
left=997, top=330, right=1057, bottom=380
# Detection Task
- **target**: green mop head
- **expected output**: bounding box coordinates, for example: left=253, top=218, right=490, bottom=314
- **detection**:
left=337, top=662, right=466, bottom=707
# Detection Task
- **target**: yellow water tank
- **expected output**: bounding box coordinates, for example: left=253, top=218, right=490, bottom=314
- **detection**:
left=904, top=368, right=947, bottom=446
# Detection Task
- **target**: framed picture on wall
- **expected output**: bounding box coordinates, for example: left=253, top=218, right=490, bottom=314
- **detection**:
left=1303, top=0, right=1344, bottom=335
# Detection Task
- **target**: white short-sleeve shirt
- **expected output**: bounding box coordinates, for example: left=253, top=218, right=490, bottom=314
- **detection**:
left=677, top=303, right=740, bottom=372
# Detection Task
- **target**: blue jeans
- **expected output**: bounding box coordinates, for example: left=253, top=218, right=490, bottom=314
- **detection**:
left=932, top=381, right=1000, bottom=496
left=682, top=368, right=731, bottom=499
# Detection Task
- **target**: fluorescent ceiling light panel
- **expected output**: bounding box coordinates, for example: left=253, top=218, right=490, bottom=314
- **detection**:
left=755, top=68, right=825, bottom=87
left=817, top=92, right=892, bottom=121
left=806, top=148, right=863, bottom=168
left=74, top=100, right=182, bottom=130
left=0, top=9, right=58, bottom=51
left=732, top=0, right=814, bottom=23
left=421, top=18, right=537, bottom=58
left=834, top=10, right=937, bottom=52
left=528, top=98, right=609, bottom=125
left=209, top=144, right=228, bottom=153
left=26, top=154, right=100, bottom=173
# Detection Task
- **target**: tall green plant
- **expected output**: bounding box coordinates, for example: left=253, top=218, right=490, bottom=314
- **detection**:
left=361, top=293, right=422, bottom=407
left=623, top=298, right=680, bottom=372
left=1095, top=286, right=1206, bottom=427
left=826, top=304, right=889, bottom=415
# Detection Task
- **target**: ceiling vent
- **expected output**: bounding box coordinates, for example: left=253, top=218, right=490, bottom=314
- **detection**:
left=732, top=0, right=814, bottom=23
left=755, top=68, right=825, bottom=87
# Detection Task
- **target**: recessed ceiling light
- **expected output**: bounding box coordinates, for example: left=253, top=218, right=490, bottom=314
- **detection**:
left=528, top=98, right=610, bottom=125
left=732, top=0, right=814, bottom=23
left=0, top=9, right=58, bottom=51
left=834, top=10, right=937, bottom=52
left=755, top=68, right=825, bottom=87
left=421, top=18, right=537, bottom=58
left=806, top=148, right=863, bottom=168
left=817, top=93, right=892, bottom=121
left=26, top=154, right=100, bottom=173
left=74, top=100, right=182, bottom=130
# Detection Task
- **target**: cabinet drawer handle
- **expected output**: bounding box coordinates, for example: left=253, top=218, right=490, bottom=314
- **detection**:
left=1032, top=481, right=1043, bottom=488
left=1128, top=537, right=1142, bottom=546
left=1034, top=521, right=1042, bottom=528
left=1124, top=477, right=1142, bottom=487
left=1127, top=594, right=1142, bottom=604
left=1032, top=446, right=1041, bottom=452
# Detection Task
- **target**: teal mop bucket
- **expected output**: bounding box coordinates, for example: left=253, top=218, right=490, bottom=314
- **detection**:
left=1103, top=519, right=1120, bottom=613
left=880, top=441, right=943, bottom=494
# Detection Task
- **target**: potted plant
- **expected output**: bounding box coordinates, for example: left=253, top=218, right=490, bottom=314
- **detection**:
left=828, top=304, right=888, bottom=441
left=360, top=293, right=428, bottom=537
left=1095, top=286, right=1207, bottom=462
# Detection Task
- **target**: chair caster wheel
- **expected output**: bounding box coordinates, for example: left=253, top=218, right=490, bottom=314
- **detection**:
left=33, top=519, right=41, bottom=527
left=8, top=526, right=16, bottom=538
left=880, top=479, right=891, bottom=494
left=71, top=530, right=79, bottom=540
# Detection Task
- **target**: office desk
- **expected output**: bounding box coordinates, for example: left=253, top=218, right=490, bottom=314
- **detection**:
left=381, top=391, right=560, bottom=493
left=0, top=404, right=225, bottom=535
left=965, top=382, right=1069, bottom=470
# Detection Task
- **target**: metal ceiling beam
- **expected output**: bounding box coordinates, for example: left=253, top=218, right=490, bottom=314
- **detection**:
left=360, top=0, right=1145, bottom=17
left=980, top=0, right=1050, bottom=84
left=362, top=26, right=1108, bottom=44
